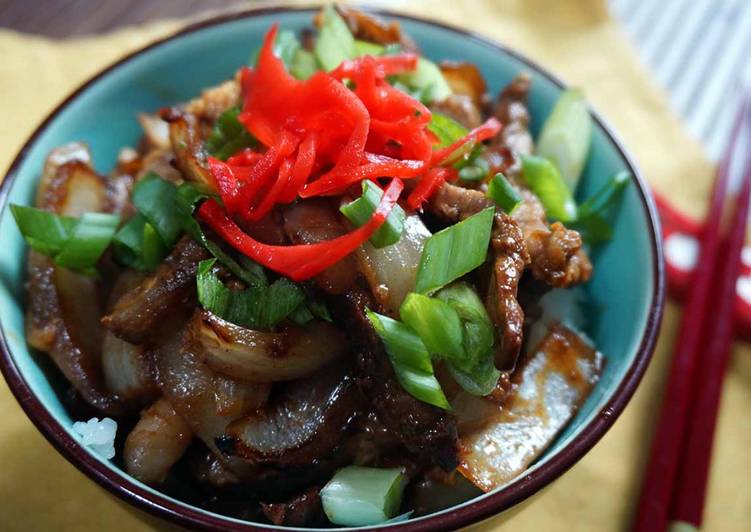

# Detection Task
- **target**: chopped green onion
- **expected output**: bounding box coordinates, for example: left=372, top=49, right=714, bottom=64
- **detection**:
left=289, top=303, right=315, bottom=325
left=176, top=182, right=268, bottom=287
left=11, top=204, right=119, bottom=275
left=414, top=207, right=494, bottom=294
left=53, top=212, right=119, bottom=270
left=436, top=283, right=500, bottom=395
left=315, top=4, right=356, bottom=71
left=520, top=155, right=577, bottom=222
left=131, top=173, right=182, bottom=246
left=577, top=170, right=630, bottom=220
left=395, top=57, right=452, bottom=104
left=112, top=214, right=168, bottom=271
left=486, top=172, right=522, bottom=213
left=196, top=258, right=306, bottom=330
left=272, top=29, right=301, bottom=68
left=340, top=180, right=405, bottom=248
left=10, top=204, right=77, bottom=257
left=354, top=39, right=385, bottom=57
left=536, top=88, right=592, bottom=190
left=573, top=170, right=630, bottom=245
left=458, top=160, right=489, bottom=182
left=205, top=106, right=256, bottom=161
left=321, top=466, right=407, bottom=526
left=428, top=112, right=469, bottom=148
left=290, top=49, right=318, bottom=80
left=366, top=310, right=450, bottom=410
left=399, top=293, right=464, bottom=361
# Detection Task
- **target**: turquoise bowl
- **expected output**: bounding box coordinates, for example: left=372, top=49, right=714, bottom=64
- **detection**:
left=0, top=6, right=664, bottom=531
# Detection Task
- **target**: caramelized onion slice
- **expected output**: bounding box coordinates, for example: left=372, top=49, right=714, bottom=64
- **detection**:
left=124, top=398, right=193, bottom=485
left=355, top=214, right=431, bottom=317
left=187, top=310, right=347, bottom=383
left=439, top=61, right=487, bottom=108
left=457, top=324, right=603, bottom=491
left=226, top=365, right=358, bottom=465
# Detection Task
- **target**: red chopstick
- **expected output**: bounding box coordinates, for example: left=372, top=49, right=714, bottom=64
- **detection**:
left=667, top=127, right=751, bottom=530
left=632, top=97, right=751, bottom=532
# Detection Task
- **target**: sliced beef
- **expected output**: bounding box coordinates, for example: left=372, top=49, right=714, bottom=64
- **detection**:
left=184, top=78, right=240, bottom=124
left=261, top=487, right=323, bottom=527
left=426, top=181, right=493, bottom=222
left=491, top=72, right=533, bottom=179
left=333, top=6, right=419, bottom=53
left=102, top=236, right=210, bottom=344
left=334, top=289, right=459, bottom=471
left=282, top=198, right=360, bottom=294
left=490, top=75, right=593, bottom=287
left=438, top=61, right=487, bottom=109
left=512, top=189, right=592, bottom=287
left=430, top=94, right=483, bottom=129
left=485, top=213, right=530, bottom=370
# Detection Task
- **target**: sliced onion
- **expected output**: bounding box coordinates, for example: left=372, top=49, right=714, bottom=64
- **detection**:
left=226, top=364, right=357, bottom=465
left=138, top=113, right=170, bottom=150
left=124, top=398, right=193, bottom=485
left=457, top=324, right=602, bottom=491
left=356, top=214, right=431, bottom=316
left=186, top=310, right=347, bottom=383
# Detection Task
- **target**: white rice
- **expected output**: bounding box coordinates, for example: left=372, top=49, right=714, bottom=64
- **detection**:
left=72, top=417, right=117, bottom=460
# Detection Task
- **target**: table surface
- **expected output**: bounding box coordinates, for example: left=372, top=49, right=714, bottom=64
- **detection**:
left=0, top=0, right=245, bottom=38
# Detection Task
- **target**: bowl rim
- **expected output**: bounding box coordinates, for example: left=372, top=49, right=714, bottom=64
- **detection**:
left=0, top=4, right=665, bottom=531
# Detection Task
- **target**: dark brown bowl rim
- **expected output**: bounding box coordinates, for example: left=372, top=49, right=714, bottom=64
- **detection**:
left=0, top=4, right=665, bottom=531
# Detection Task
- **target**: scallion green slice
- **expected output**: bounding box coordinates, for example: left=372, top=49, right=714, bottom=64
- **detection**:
left=486, top=172, right=522, bottom=213
left=354, top=39, right=385, bottom=57
left=340, top=180, right=405, bottom=248
left=321, top=466, right=407, bottom=526
left=395, top=57, right=452, bottom=104
left=414, top=207, right=494, bottom=294
left=290, top=49, right=318, bottom=80
left=53, top=212, right=119, bottom=271
left=315, top=4, right=356, bottom=71
left=197, top=258, right=306, bottom=330
left=11, top=204, right=119, bottom=275
left=366, top=310, right=450, bottom=409
left=131, top=174, right=182, bottom=246
left=399, top=293, right=464, bottom=361
left=10, top=205, right=77, bottom=257
left=205, top=106, right=257, bottom=161
left=574, top=170, right=630, bottom=245
left=520, top=155, right=577, bottom=222
left=428, top=112, right=468, bottom=148
left=436, top=283, right=500, bottom=395
left=536, top=88, right=592, bottom=190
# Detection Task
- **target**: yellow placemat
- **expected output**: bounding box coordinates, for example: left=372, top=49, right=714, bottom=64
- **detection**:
left=0, top=1, right=748, bottom=530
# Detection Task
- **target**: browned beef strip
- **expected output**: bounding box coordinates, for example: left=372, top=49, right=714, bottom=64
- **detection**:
left=102, top=236, right=210, bottom=344
left=261, top=487, right=323, bottom=527
left=282, top=198, right=360, bottom=294
left=333, top=289, right=459, bottom=471
left=430, top=94, right=483, bottom=129
left=426, top=181, right=494, bottom=222
left=489, top=74, right=593, bottom=287
left=491, top=72, right=533, bottom=179
left=486, top=213, right=530, bottom=369
left=438, top=61, right=488, bottom=110
left=512, top=189, right=592, bottom=287
left=332, top=6, right=419, bottom=53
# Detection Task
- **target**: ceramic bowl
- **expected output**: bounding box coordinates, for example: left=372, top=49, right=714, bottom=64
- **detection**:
left=0, top=6, right=664, bottom=531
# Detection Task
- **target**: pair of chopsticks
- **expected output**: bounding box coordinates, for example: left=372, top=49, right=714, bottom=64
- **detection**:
left=634, top=95, right=751, bottom=532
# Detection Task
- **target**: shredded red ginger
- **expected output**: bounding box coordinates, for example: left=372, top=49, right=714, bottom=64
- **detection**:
left=199, top=24, right=501, bottom=281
